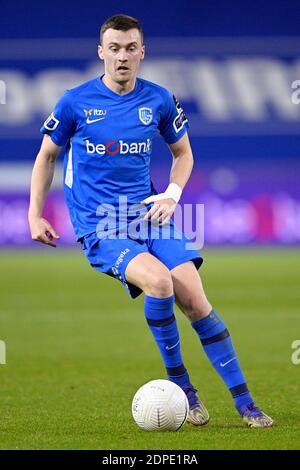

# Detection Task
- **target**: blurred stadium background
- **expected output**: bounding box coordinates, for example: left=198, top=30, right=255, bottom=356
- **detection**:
left=1, top=0, right=300, bottom=246
left=0, top=0, right=300, bottom=450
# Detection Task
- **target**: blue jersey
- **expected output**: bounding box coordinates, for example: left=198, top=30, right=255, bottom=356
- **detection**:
left=40, top=76, right=189, bottom=240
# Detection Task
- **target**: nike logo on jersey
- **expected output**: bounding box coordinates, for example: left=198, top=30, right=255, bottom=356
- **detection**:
left=86, top=117, right=106, bottom=124
left=220, top=357, right=237, bottom=368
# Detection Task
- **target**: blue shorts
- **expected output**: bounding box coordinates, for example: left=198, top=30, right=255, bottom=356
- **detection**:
left=79, top=219, right=203, bottom=299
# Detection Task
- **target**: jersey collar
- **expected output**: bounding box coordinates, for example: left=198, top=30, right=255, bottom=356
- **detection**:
left=96, top=74, right=140, bottom=99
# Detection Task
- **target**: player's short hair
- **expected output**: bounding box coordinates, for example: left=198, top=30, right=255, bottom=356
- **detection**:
left=100, top=14, right=144, bottom=45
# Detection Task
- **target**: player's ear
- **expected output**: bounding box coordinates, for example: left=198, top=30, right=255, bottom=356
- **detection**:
left=140, top=45, right=145, bottom=60
left=98, top=44, right=104, bottom=61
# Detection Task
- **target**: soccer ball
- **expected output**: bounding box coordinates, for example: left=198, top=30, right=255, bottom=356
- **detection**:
left=132, top=379, right=189, bottom=431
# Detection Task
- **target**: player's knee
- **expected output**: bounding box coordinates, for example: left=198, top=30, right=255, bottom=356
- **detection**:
left=144, top=270, right=173, bottom=298
left=185, top=299, right=212, bottom=322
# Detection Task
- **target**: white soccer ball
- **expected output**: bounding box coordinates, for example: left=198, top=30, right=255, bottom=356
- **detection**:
left=132, top=379, right=189, bottom=431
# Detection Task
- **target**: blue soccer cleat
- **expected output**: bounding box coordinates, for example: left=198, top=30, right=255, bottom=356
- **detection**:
left=181, top=384, right=210, bottom=426
left=239, top=403, right=274, bottom=428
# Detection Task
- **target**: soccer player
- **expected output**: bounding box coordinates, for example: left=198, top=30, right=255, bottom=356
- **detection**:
left=28, top=14, right=273, bottom=428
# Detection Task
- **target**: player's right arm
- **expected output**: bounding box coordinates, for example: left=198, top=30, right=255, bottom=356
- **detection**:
left=28, top=134, right=61, bottom=247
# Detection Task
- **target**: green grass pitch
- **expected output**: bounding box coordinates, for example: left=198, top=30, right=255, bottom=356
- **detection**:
left=0, top=248, right=299, bottom=450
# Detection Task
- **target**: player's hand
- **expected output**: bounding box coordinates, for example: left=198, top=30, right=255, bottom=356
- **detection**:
left=141, top=196, right=177, bottom=226
left=28, top=216, right=60, bottom=248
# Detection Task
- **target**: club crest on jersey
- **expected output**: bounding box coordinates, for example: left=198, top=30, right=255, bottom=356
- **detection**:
left=139, top=107, right=153, bottom=125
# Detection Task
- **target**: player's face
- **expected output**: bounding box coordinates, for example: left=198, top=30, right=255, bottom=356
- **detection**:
left=98, top=28, right=145, bottom=86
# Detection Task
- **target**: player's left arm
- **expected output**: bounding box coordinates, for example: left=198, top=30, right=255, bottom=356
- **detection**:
left=142, top=132, right=193, bottom=225
left=168, top=131, right=194, bottom=191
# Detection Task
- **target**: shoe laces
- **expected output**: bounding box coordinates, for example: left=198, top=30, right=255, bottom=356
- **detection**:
left=241, top=402, right=263, bottom=418
left=181, top=384, right=199, bottom=409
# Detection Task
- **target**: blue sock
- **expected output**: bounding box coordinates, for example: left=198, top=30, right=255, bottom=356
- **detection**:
left=192, top=310, right=253, bottom=413
left=144, top=294, right=191, bottom=388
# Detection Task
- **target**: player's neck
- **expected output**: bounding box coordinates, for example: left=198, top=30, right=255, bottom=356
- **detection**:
left=102, top=74, right=136, bottom=96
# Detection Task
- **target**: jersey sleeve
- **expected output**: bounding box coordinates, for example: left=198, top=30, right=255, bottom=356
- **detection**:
left=158, top=90, right=190, bottom=144
left=40, top=91, right=75, bottom=146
